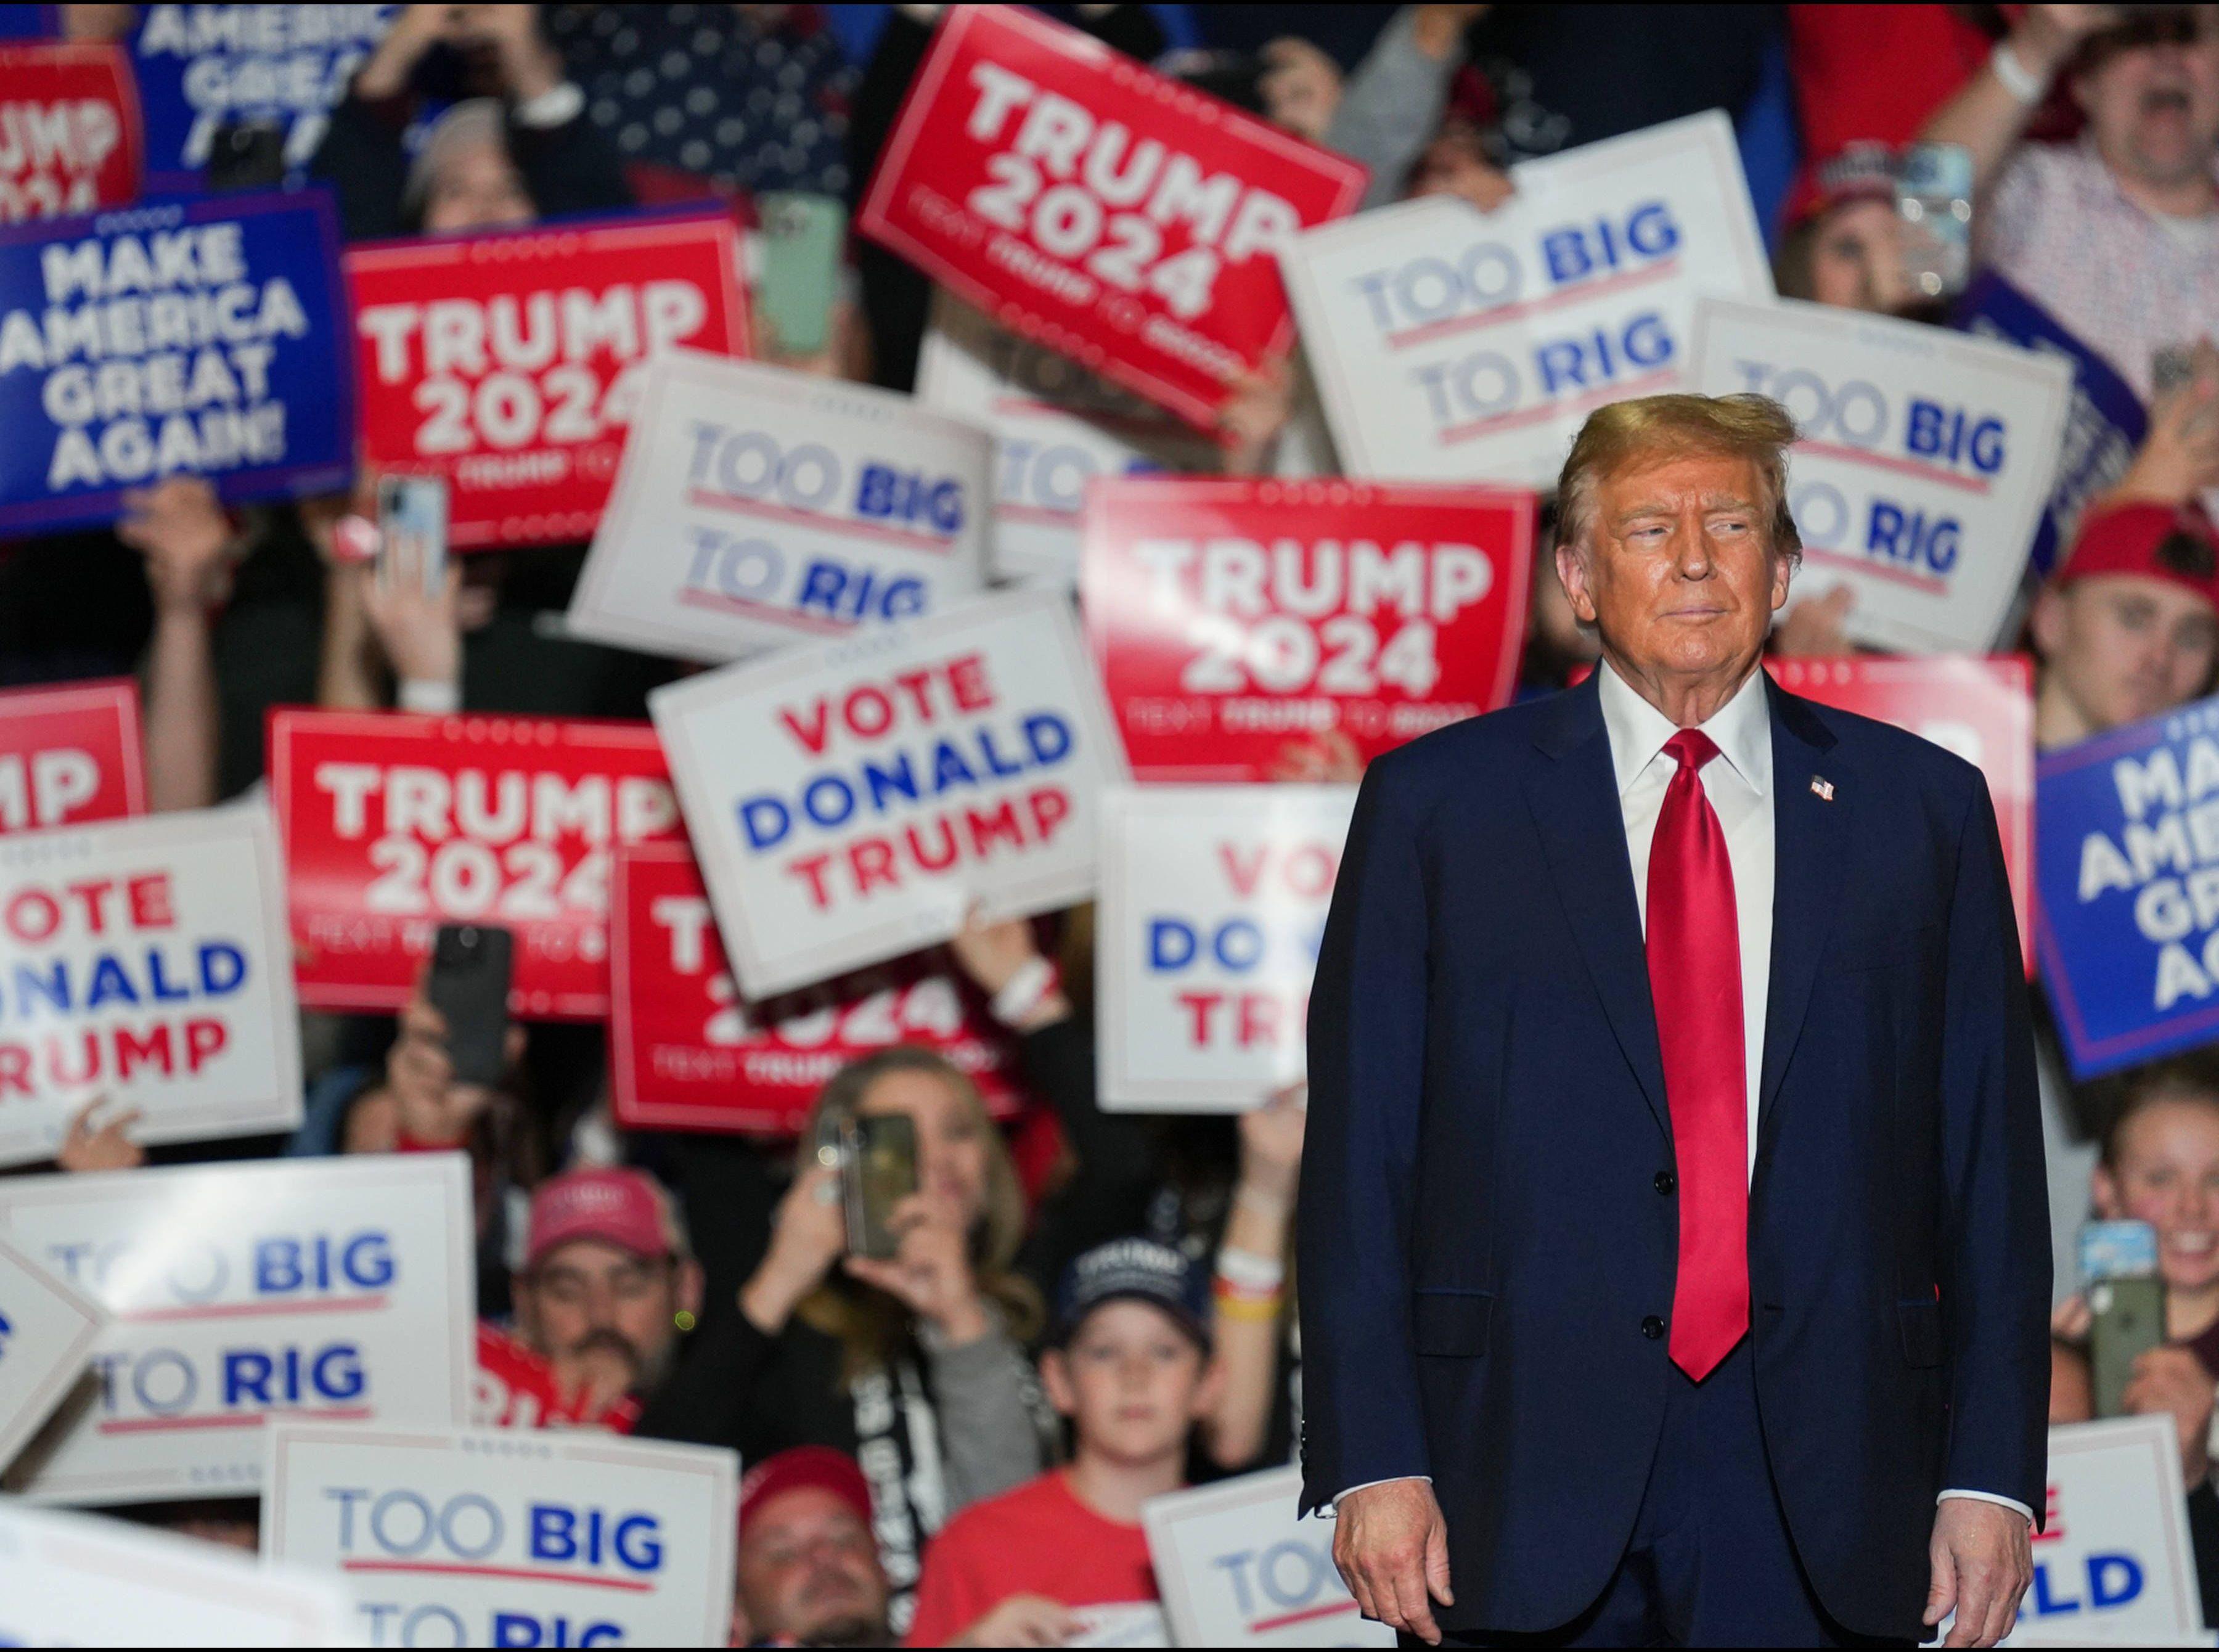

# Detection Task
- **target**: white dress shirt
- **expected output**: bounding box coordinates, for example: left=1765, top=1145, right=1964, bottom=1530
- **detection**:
left=1333, top=662, right=2029, bottom=1526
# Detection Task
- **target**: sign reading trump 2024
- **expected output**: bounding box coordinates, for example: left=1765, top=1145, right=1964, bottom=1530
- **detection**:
left=264, top=1423, right=739, bottom=1650
left=653, top=587, right=1129, bottom=999
left=569, top=350, right=992, bottom=662
left=0, top=43, right=143, bottom=222
left=1099, top=785, right=1354, bottom=1111
left=0, top=1153, right=472, bottom=1505
left=0, top=806, right=301, bottom=1169
left=1281, top=111, right=1771, bottom=488
left=0, top=191, right=353, bottom=534
left=2035, top=694, right=2219, bottom=1079
left=1692, top=295, right=2071, bottom=655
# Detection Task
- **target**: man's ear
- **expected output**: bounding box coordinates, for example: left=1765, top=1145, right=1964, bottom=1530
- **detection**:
left=2029, top=584, right=2070, bottom=662
left=1040, top=1348, right=1076, bottom=1418
left=1770, top=549, right=1795, bottom=614
left=677, top=1258, right=705, bottom=1320
left=1555, top=539, right=1598, bottom=625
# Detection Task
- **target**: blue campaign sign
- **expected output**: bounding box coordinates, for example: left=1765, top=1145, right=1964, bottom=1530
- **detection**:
left=2037, top=694, right=2219, bottom=1078
left=1953, top=271, right=2146, bottom=580
left=129, top=5, right=396, bottom=193
left=0, top=190, right=354, bottom=534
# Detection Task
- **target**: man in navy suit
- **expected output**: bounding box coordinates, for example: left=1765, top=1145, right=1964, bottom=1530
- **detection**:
left=1299, top=394, right=2049, bottom=1647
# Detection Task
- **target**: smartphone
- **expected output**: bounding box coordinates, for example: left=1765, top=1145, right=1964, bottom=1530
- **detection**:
left=842, top=1113, right=918, bottom=1262
left=2154, top=345, right=2197, bottom=397
left=1895, top=142, right=1974, bottom=301
left=205, top=121, right=288, bottom=192
left=755, top=192, right=846, bottom=358
left=425, top=923, right=513, bottom=1088
left=376, top=475, right=449, bottom=597
left=2081, top=1219, right=2165, bottom=1419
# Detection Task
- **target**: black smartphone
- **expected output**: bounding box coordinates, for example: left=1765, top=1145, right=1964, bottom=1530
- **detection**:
left=843, top=1114, right=918, bottom=1262
left=205, top=121, right=288, bottom=192
left=425, top=923, right=513, bottom=1087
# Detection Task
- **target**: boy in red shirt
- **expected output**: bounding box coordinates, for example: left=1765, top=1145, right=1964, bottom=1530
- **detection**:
left=904, top=1238, right=1222, bottom=1647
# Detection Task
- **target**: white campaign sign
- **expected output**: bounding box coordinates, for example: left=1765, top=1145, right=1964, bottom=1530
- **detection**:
left=264, top=1423, right=739, bottom=1649
left=1098, top=785, right=1355, bottom=1111
left=1691, top=296, right=2071, bottom=654
left=0, top=804, right=303, bottom=1167
left=569, top=348, right=993, bottom=661
left=1143, top=1465, right=1394, bottom=1648
left=0, top=1500, right=353, bottom=1646
left=0, top=1155, right=472, bottom=1505
left=652, top=587, right=1129, bottom=997
left=915, top=293, right=1220, bottom=586
left=2004, top=1417, right=2205, bottom=1645
left=1281, top=110, right=1773, bottom=488
left=0, top=1230, right=104, bottom=1470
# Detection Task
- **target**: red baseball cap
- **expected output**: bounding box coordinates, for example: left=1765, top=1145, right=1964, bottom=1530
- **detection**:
left=1781, top=142, right=1899, bottom=232
left=2054, top=499, right=2219, bottom=611
left=524, top=1167, right=672, bottom=1272
left=738, top=1446, right=875, bottom=1534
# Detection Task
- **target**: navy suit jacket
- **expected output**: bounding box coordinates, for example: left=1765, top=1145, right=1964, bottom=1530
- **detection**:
left=1297, top=673, right=2050, bottom=1640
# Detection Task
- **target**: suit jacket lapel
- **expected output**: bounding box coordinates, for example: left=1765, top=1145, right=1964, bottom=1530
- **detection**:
left=1524, top=676, right=1671, bottom=1140
left=1758, top=679, right=1850, bottom=1139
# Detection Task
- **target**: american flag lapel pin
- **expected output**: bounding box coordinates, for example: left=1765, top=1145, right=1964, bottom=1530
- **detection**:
left=1810, top=775, right=1836, bottom=803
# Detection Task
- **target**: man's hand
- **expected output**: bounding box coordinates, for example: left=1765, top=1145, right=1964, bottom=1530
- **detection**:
left=1924, top=1497, right=2033, bottom=1647
left=1333, top=1478, right=1453, bottom=1645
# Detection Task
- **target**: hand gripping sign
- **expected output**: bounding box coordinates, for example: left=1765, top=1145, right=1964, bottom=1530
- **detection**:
left=271, top=708, right=684, bottom=1020
left=345, top=210, right=748, bottom=550
left=1281, top=110, right=1772, bottom=488
left=1768, top=656, right=2034, bottom=973
left=0, top=1153, right=472, bottom=1505
left=857, top=5, right=1367, bottom=430
left=1692, top=295, right=2071, bottom=655
left=0, top=1501, right=354, bottom=1647
left=264, top=1423, right=740, bottom=1650
left=1097, top=785, right=1354, bottom=1111
left=1142, top=1466, right=1394, bottom=1648
left=0, top=43, right=142, bottom=222
left=609, top=840, right=1020, bottom=1136
left=0, top=1231, right=105, bottom=1471
left=0, top=677, right=145, bottom=835
left=568, top=349, right=992, bottom=661
left=0, top=190, right=356, bottom=534
left=0, top=805, right=302, bottom=1169
left=916, top=291, right=1222, bottom=586
left=2034, top=694, right=2219, bottom=1079
left=2008, top=1418, right=2204, bottom=1645
left=1082, top=476, right=1534, bottom=779
left=652, top=586, right=1130, bottom=999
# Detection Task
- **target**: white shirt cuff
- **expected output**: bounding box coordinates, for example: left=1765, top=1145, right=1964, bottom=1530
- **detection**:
left=1326, top=1476, right=1432, bottom=1517
left=1939, top=1488, right=2034, bottom=1524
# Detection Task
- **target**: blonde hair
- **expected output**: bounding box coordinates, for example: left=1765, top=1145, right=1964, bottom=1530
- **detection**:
left=1556, top=393, right=1802, bottom=563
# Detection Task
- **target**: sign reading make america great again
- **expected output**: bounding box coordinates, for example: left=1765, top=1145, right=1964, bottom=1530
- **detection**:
left=0, top=192, right=353, bottom=534
left=857, top=5, right=1365, bottom=431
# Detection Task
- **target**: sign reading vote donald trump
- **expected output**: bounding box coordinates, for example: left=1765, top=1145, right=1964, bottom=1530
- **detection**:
left=1691, top=296, right=2071, bottom=655
left=652, top=587, right=1129, bottom=998
left=2008, top=1417, right=2203, bottom=1643
left=264, top=1423, right=738, bottom=1650
left=1280, top=111, right=1771, bottom=488
left=568, top=349, right=993, bottom=661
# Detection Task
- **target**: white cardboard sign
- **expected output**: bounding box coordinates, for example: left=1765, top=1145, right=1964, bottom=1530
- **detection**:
left=1691, top=295, right=2071, bottom=654
left=569, top=348, right=994, bottom=661
left=915, top=293, right=1220, bottom=586
left=1098, top=785, right=1355, bottom=1111
left=0, top=804, right=303, bottom=1167
left=652, top=587, right=1130, bottom=997
left=0, top=1500, right=354, bottom=1646
left=1143, top=1465, right=1394, bottom=1647
left=0, top=1230, right=104, bottom=1470
left=0, top=1154, right=472, bottom=1505
left=264, top=1423, right=740, bottom=1649
left=1281, top=110, right=1773, bottom=488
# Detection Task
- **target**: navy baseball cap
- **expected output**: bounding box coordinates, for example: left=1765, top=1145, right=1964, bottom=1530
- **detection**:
left=1052, top=1237, right=1212, bottom=1351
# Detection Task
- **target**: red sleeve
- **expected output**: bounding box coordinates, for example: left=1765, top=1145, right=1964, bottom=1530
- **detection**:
left=904, top=1516, right=991, bottom=1649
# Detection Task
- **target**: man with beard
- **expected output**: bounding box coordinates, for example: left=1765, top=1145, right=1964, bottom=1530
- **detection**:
left=732, top=1448, right=893, bottom=1648
left=512, top=1166, right=705, bottom=1416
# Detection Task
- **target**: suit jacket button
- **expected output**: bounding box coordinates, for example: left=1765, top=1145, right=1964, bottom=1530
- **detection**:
left=1654, top=1171, right=1676, bottom=1195
left=1641, top=1315, right=1665, bottom=1340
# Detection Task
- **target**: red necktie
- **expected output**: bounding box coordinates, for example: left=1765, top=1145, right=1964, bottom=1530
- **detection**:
left=1646, top=729, right=1749, bottom=1381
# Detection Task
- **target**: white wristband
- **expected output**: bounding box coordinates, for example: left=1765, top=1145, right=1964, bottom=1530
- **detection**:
left=1217, top=1246, right=1286, bottom=1293
left=990, top=955, right=1057, bottom=1026
left=398, top=677, right=462, bottom=715
left=1990, top=39, right=2047, bottom=104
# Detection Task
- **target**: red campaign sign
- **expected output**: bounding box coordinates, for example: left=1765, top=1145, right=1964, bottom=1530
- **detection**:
left=472, top=1323, right=638, bottom=1433
left=608, top=840, right=1022, bottom=1137
left=0, top=677, right=145, bottom=834
left=269, top=708, right=684, bottom=1019
left=856, top=6, right=1366, bottom=430
left=1082, top=477, right=1536, bottom=780
left=343, top=210, right=749, bottom=550
left=0, top=44, right=142, bottom=223
left=1767, top=656, right=2035, bottom=973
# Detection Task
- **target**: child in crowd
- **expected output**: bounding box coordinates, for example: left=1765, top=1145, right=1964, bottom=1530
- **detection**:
left=902, top=1238, right=1222, bottom=1648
